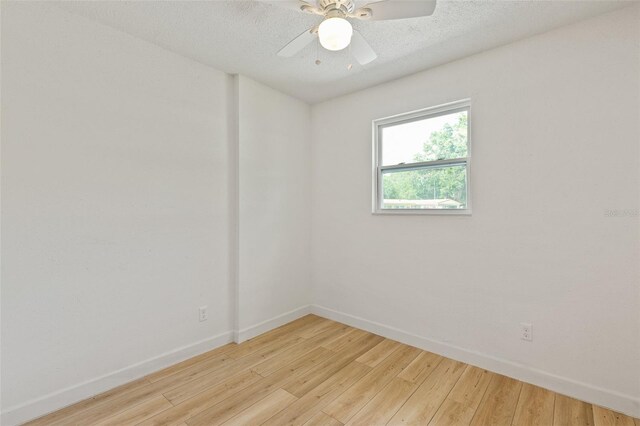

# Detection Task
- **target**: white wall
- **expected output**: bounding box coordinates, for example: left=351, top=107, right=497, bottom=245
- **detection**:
left=1, top=5, right=315, bottom=423
left=0, top=3, right=236, bottom=421
left=236, top=76, right=312, bottom=340
left=311, top=5, right=640, bottom=416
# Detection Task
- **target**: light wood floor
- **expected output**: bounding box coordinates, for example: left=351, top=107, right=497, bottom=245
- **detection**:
left=26, top=315, right=639, bottom=426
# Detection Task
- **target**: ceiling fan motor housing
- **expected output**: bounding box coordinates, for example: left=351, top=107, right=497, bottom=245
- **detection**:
left=300, top=0, right=372, bottom=20
left=318, top=0, right=356, bottom=14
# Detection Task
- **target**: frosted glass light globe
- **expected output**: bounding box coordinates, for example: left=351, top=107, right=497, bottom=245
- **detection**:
left=318, top=17, right=353, bottom=51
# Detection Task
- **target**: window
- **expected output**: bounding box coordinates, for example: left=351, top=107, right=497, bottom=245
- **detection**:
left=372, top=100, right=471, bottom=214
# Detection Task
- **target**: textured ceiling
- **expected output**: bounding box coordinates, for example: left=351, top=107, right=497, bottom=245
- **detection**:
left=55, top=0, right=631, bottom=103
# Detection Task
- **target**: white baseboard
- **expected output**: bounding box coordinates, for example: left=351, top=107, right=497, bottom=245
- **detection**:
left=2, top=305, right=313, bottom=426
left=234, top=305, right=312, bottom=343
left=0, top=331, right=234, bottom=426
left=311, top=304, right=640, bottom=419
left=5, top=305, right=637, bottom=424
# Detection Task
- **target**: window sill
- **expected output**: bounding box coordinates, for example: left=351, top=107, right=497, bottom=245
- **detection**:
left=372, top=208, right=472, bottom=216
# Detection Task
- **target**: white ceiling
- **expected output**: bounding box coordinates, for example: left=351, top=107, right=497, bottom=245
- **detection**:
left=55, top=0, right=631, bottom=103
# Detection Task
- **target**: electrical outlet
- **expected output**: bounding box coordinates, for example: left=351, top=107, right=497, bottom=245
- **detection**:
left=199, top=306, right=208, bottom=322
left=520, top=322, right=532, bottom=341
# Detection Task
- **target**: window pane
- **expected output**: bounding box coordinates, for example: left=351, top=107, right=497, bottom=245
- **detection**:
left=381, top=165, right=467, bottom=209
left=381, top=110, right=468, bottom=166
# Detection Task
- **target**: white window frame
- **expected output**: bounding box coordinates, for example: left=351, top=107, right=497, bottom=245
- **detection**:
left=372, top=99, right=472, bottom=215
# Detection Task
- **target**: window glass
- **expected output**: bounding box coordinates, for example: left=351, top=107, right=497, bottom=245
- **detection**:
left=381, top=110, right=468, bottom=166
left=374, top=101, right=471, bottom=214
left=381, top=165, right=467, bottom=209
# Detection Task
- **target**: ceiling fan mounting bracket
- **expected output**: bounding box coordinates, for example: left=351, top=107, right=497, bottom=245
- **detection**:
left=300, top=4, right=321, bottom=14
left=351, top=8, right=372, bottom=19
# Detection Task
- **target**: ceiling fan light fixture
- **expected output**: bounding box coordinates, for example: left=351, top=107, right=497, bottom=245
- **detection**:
left=318, top=17, right=353, bottom=51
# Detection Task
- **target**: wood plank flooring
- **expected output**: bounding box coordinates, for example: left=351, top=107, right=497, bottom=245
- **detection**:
left=25, top=315, right=640, bottom=426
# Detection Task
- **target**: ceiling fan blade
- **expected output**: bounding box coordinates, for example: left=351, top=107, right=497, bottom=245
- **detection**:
left=356, top=0, right=436, bottom=20
left=277, top=27, right=317, bottom=57
left=351, top=31, right=377, bottom=65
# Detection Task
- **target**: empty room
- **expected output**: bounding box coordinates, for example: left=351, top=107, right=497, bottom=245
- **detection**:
left=1, top=0, right=639, bottom=425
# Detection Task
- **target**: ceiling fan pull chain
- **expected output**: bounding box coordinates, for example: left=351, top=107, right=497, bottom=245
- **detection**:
left=315, top=38, right=321, bottom=65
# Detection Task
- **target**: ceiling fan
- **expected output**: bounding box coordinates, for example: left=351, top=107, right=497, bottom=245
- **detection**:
left=265, top=0, right=437, bottom=65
